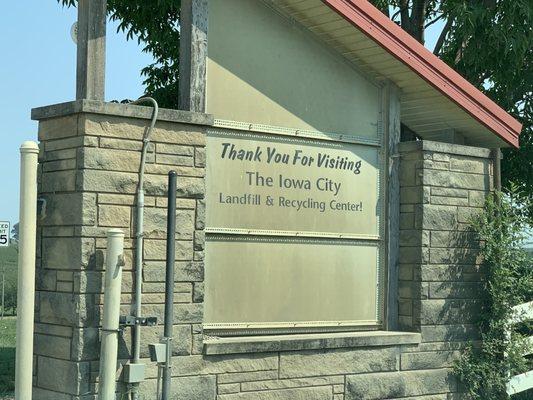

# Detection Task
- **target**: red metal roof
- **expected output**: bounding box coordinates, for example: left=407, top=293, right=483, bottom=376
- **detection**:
left=322, top=0, right=522, bottom=148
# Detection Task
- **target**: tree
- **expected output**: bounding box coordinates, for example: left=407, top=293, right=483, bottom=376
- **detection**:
left=3, top=276, right=17, bottom=315
left=60, top=0, right=181, bottom=108
left=370, top=1, right=531, bottom=204
left=0, top=246, right=18, bottom=316
left=59, top=0, right=532, bottom=197
left=454, top=188, right=533, bottom=399
left=10, top=223, right=18, bottom=242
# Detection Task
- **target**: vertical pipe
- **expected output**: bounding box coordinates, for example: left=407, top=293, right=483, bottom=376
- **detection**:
left=15, top=141, right=39, bottom=400
left=133, top=190, right=144, bottom=365
left=98, top=229, right=125, bottom=400
left=162, top=171, right=177, bottom=400
left=129, top=98, right=158, bottom=400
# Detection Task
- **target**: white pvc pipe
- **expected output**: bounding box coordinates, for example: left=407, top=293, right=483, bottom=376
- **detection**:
left=98, top=229, right=125, bottom=400
left=15, top=141, right=39, bottom=400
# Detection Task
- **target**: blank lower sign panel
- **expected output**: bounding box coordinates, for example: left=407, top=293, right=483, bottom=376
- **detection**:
left=205, top=237, right=380, bottom=329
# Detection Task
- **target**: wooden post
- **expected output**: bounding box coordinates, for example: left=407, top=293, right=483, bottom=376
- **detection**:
left=179, top=0, right=208, bottom=112
left=384, top=82, right=401, bottom=330
left=76, top=0, right=107, bottom=101
left=492, top=148, right=502, bottom=192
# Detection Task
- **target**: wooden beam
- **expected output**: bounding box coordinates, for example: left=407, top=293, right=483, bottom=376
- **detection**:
left=492, top=148, right=502, bottom=191
left=179, top=0, right=208, bottom=112
left=384, top=82, right=401, bottom=331
left=76, top=0, right=106, bottom=101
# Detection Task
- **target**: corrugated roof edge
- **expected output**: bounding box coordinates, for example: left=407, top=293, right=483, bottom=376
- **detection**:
left=322, top=0, right=522, bottom=148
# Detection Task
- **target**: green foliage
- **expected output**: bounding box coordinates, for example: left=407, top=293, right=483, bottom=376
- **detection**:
left=454, top=188, right=533, bottom=399
left=0, top=317, right=17, bottom=395
left=10, top=223, right=18, bottom=242
left=0, top=246, right=18, bottom=315
left=59, top=0, right=181, bottom=109
left=367, top=1, right=445, bottom=43
left=438, top=1, right=532, bottom=207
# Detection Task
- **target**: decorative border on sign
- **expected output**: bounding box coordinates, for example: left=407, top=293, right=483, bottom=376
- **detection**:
left=206, top=227, right=381, bottom=241
left=208, top=127, right=345, bottom=147
left=203, top=320, right=380, bottom=336
left=207, top=234, right=381, bottom=246
left=376, top=84, right=387, bottom=327
left=213, top=119, right=381, bottom=147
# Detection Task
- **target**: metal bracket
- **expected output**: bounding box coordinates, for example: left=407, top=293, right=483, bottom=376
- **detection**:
left=37, top=198, right=47, bottom=221
left=119, top=315, right=157, bottom=327
left=148, top=343, right=167, bottom=363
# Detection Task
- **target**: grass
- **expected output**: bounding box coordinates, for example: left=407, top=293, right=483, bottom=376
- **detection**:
left=0, top=245, right=17, bottom=317
left=0, top=246, right=17, bottom=397
left=0, top=316, right=16, bottom=396
left=0, top=246, right=17, bottom=398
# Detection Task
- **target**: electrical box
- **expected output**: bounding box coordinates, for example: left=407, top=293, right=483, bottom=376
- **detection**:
left=148, top=343, right=167, bottom=363
left=123, top=363, right=145, bottom=384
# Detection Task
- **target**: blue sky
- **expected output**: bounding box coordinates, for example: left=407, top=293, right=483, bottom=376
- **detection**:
left=0, top=2, right=444, bottom=228
left=0, top=1, right=153, bottom=227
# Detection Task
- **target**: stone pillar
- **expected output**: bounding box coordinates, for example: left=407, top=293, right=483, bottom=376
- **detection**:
left=398, top=140, right=492, bottom=342
left=32, top=100, right=212, bottom=399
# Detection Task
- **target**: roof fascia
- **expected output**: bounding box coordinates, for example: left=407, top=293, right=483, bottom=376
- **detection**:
left=322, top=0, right=522, bottom=148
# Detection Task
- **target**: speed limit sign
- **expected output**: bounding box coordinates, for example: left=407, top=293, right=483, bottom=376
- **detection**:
left=0, top=221, right=10, bottom=247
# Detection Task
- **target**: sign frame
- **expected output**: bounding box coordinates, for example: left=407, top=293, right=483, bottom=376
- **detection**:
left=0, top=222, right=10, bottom=247
left=204, top=117, right=387, bottom=335
left=204, top=235, right=383, bottom=335
left=205, top=128, right=383, bottom=240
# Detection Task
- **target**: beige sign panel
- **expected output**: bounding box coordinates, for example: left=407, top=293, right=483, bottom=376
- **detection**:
left=206, top=130, right=381, bottom=239
left=207, top=0, right=381, bottom=137
left=204, top=237, right=380, bottom=331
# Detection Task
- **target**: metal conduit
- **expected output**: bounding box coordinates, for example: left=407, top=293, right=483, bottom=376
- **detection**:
left=129, top=97, right=159, bottom=400
left=162, top=171, right=177, bottom=400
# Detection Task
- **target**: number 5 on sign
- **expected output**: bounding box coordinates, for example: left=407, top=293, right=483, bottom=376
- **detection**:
left=0, top=222, right=10, bottom=247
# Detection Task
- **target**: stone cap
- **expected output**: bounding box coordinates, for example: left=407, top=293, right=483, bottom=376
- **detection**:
left=31, top=99, right=214, bottom=126
left=399, top=140, right=494, bottom=159
left=203, top=331, right=421, bottom=355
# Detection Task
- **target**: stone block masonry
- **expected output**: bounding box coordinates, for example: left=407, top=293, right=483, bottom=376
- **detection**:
left=397, top=141, right=492, bottom=341
left=33, top=101, right=212, bottom=399
left=33, top=100, right=491, bottom=400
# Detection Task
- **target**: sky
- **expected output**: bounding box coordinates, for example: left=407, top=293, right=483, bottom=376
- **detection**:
left=0, top=1, right=153, bottom=228
left=0, top=2, right=444, bottom=230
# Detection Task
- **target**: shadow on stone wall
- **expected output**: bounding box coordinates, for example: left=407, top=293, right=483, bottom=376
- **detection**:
left=434, top=227, right=485, bottom=344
